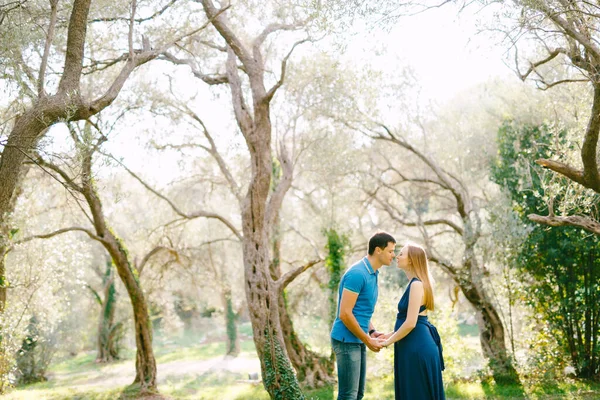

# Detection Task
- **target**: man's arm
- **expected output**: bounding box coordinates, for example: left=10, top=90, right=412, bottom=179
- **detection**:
left=368, top=321, right=385, bottom=338
left=339, top=289, right=382, bottom=352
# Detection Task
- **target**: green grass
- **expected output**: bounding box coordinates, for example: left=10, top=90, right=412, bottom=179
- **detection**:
left=49, top=353, right=97, bottom=374
left=0, top=382, right=138, bottom=400
left=445, top=379, right=600, bottom=399
left=6, top=379, right=600, bottom=400
left=49, top=348, right=137, bottom=374
left=230, top=384, right=333, bottom=400
left=4, top=337, right=600, bottom=400
left=154, top=340, right=256, bottom=364
left=160, top=370, right=261, bottom=400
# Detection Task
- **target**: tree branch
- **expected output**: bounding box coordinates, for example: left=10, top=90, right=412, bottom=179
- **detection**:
left=13, top=226, right=107, bottom=246
left=225, top=46, right=253, bottom=134
left=38, top=0, right=58, bottom=97
left=89, top=15, right=223, bottom=114
left=33, top=154, right=83, bottom=192
left=517, top=47, right=566, bottom=81
left=103, top=152, right=243, bottom=240
left=173, top=104, right=242, bottom=202
left=152, top=142, right=210, bottom=152
left=427, top=253, right=458, bottom=277
left=374, top=196, right=464, bottom=236
left=369, top=123, right=471, bottom=219
left=287, top=223, right=323, bottom=260
left=276, top=259, right=321, bottom=291
left=536, top=78, right=589, bottom=90
left=581, top=83, right=600, bottom=191
left=197, top=39, right=226, bottom=52
left=83, top=54, right=129, bottom=75
left=254, top=22, right=304, bottom=52
left=536, top=158, right=587, bottom=186
left=91, top=0, right=179, bottom=23
left=265, top=37, right=310, bottom=102
left=160, top=52, right=228, bottom=85
left=200, top=0, right=254, bottom=68
left=266, top=141, right=293, bottom=229
left=538, top=3, right=600, bottom=58
left=137, top=245, right=182, bottom=274
left=252, top=22, right=305, bottom=70
left=89, top=53, right=156, bottom=114
left=128, top=0, right=137, bottom=59
left=57, top=0, right=92, bottom=94
left=0, top=1, right=27, bottom=25
left=528, top=213, right=600, bottom=235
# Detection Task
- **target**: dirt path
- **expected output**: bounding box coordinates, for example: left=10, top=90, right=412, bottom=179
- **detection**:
left=48, top=355, right=262, bottom=390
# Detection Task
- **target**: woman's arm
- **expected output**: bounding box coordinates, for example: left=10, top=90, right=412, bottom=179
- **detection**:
left=382, top=281, right=424, bottom=347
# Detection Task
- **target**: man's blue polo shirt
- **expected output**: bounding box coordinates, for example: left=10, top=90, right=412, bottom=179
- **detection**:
left=330, top=257, right=379, bottom=343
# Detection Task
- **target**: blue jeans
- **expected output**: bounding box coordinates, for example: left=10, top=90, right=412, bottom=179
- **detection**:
left=332, top=338, right=367, bottom=400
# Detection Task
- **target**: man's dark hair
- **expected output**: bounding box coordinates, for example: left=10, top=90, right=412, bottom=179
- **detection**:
left=368, top=232, right=396, bottom=255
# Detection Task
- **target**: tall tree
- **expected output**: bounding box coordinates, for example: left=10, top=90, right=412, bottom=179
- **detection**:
left=134, top=2, right=334, bottom=392
left=269, top=161, right=331, bottom=387
left=88, top=259, right=123, bottom=363
left=14, top=123, right=178, bottom=392
left=491, top=121, right=600, bottom=380
left=196, top=1, right=312, bottom=397
left=499, top=0, right=600, bottom=235
left=0, top=0, right=207, bottom=311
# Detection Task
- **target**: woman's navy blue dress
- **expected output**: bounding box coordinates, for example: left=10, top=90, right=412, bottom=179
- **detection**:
left=394, top=277, right=445, bottom=400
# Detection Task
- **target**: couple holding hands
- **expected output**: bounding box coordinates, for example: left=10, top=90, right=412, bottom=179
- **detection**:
left=330, top=232, right=445, bottom=400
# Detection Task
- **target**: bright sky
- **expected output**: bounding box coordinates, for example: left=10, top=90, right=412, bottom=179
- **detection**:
left=371, top=4, right=513, bottom=102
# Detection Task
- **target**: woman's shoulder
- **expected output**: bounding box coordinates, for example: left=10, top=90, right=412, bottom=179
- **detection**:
left=409, top=279, right=423, bottom=291
left=405, top=278, right=422, bottom=293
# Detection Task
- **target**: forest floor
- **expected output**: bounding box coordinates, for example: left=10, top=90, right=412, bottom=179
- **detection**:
left=2, top=340, right=273, bottom=400
left=3, top=338, right=600, bottom=399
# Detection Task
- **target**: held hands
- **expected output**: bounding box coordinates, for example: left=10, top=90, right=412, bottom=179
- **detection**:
left=366, top=336, right=383, bottom=352
left=370, top=330, right=386, bottom=339
left=367, top=330, right=393, bottom=351
left=376, top=332, right=395, bottom=348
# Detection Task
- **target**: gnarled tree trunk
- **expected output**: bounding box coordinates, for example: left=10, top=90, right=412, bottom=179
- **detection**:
left=271, top=214, right=333, bottom=387
left=459, top=255, right=520, bottom=384
left=78, top=145, right=157, bottom=391
left=0, top=240, right=8, bottom=313
left=201, top=1, right=309, bottom=397
left=239, top=111, right=303, bottom=398
left=29, top=128, right=159, bottom=391
left=0, top=111, right=52, bottom=311
left=101, top=231, right=156, bottom=390
left=95, top=261, right=122, bottom=363
left=222, top=287, right=240, bottom=357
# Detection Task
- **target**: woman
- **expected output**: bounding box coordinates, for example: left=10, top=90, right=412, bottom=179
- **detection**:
left=381, top=243, right=445, bottom=400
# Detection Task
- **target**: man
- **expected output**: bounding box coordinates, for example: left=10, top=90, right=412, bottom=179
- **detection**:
left=331, top=231, right=397, bottom=400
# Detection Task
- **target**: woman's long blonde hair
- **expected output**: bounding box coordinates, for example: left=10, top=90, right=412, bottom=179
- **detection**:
left=407, top=243, right=435, bottom=311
